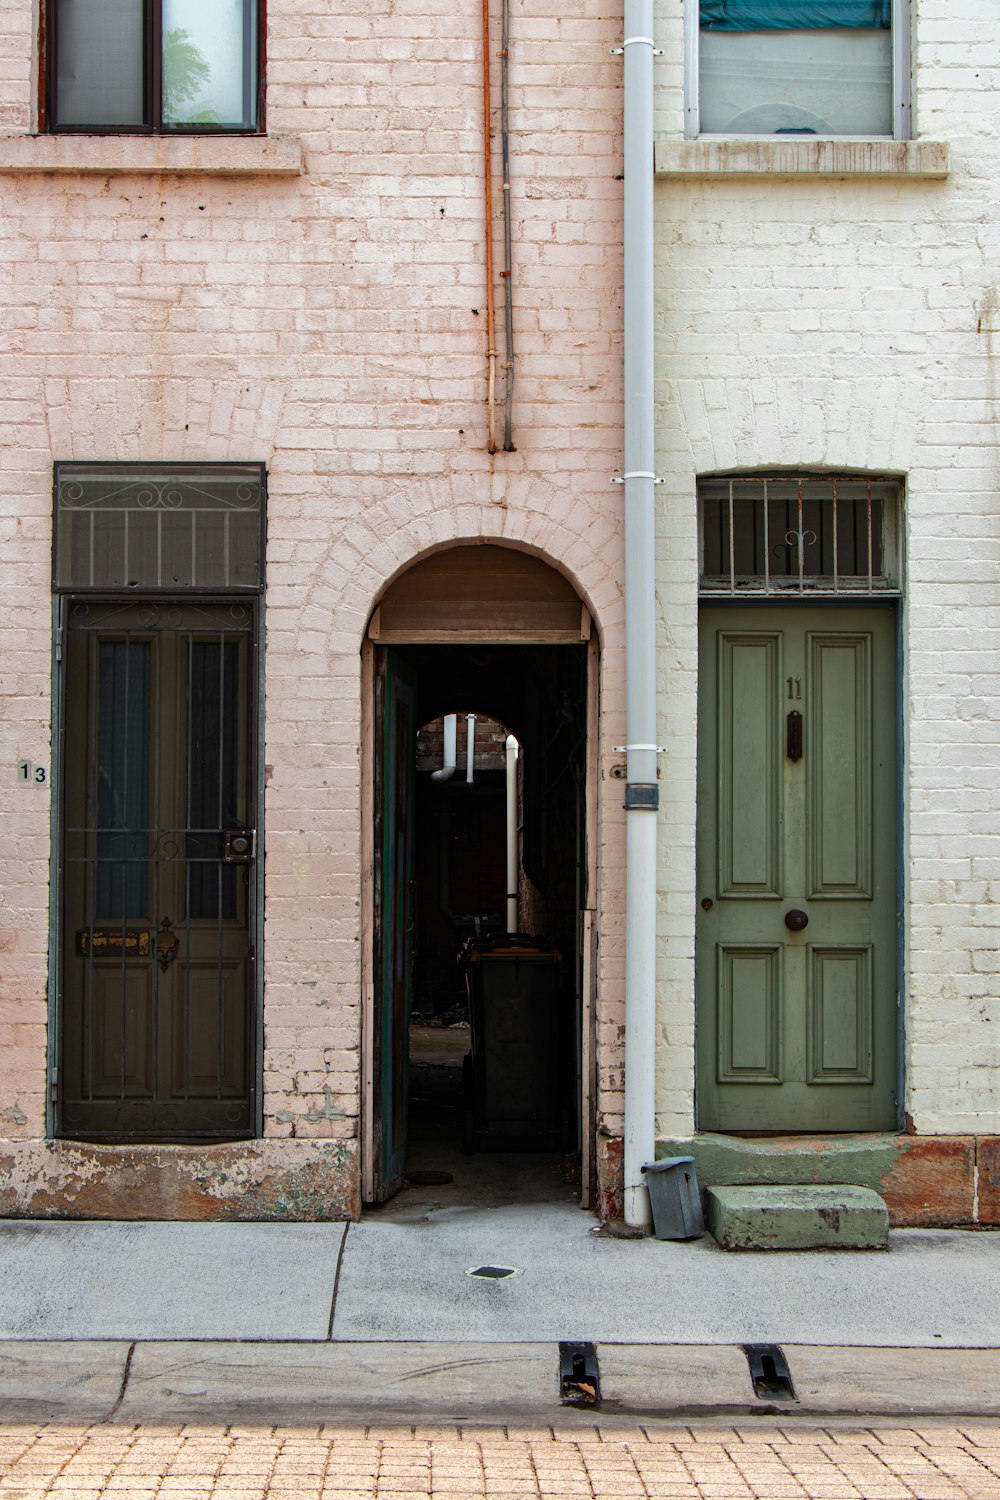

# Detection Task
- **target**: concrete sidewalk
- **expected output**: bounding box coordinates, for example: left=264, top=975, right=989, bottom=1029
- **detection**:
left=0, top=1208, right=997, bottom=1346
left=0, top=1210, right=998, bottom=1423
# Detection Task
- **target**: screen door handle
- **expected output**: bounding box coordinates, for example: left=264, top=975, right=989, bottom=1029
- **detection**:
left=157, top=917, right=180, bottom=972
left=223, top=828, right=255, bottom=864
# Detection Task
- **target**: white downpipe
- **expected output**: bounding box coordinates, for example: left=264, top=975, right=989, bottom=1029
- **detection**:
left=505, top=734, right=519, bottom=934
left=466, top=713, right=477, bottom=783
left=622, top=0, right=657, bottom=1229
left=431, top=713, right=457, bottom=782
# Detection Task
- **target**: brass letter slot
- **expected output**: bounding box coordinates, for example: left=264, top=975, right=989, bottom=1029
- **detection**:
left=76, top=929, right=151, bottom=958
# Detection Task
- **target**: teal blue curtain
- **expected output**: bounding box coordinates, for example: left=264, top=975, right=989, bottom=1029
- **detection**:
left=701, top=2, right=890, bottom=28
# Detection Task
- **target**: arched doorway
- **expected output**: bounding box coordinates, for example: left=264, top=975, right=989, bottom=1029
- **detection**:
left=361, top=545, right=599, bottom=1210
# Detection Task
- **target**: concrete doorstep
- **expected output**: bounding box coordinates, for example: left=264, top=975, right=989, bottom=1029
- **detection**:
left=3, top=1340, right=1000, bottom=1425
left=704, top=1184, right=890, bottom=1251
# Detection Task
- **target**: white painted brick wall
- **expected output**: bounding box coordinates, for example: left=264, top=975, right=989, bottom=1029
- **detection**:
left=654, top=0, right=1000, bottom=1137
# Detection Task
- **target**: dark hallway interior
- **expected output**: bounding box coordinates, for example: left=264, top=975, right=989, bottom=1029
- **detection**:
left=374, top=642, right=589, bottom=1212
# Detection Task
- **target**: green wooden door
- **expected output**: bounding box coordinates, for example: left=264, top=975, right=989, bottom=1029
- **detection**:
left=696, top=606, right=897, bottom=1132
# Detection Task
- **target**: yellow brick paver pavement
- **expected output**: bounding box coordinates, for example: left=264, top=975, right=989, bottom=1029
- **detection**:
left=0, top=1422, right=999, bottom=1500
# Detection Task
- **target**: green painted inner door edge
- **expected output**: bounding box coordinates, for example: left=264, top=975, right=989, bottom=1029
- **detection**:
left=378, top=649, right=417, bottom=1191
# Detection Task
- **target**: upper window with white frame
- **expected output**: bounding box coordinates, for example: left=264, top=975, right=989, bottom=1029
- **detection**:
left=685, top=1, right=909, bottom=140
left=47, top=0, right=261, bottom=133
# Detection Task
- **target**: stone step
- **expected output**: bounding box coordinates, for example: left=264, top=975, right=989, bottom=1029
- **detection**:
left=706, top=1183, right=890, bottom=1251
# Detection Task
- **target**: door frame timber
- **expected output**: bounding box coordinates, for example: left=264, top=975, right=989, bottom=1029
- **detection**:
left=360, top=620, right=599, bottom=1206
left=48, top=593, right=266, bottom=1141
left=694, top=597, right=904, bottom=1134
left=579, top=629, right=600, bottom=1209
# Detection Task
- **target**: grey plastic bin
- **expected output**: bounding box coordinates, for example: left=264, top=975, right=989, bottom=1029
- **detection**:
left=641, top=1157, right=704, bottom=1239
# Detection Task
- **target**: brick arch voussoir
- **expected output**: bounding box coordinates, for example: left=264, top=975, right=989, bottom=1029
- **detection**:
left=341, top=499, right=622, bottom=651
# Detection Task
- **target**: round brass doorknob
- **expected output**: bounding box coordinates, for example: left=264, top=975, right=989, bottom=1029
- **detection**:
left=784, top=908, right=809, bottom=932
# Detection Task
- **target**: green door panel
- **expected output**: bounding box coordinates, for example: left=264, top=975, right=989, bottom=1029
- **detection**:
left=809, top=634, right=872, bottom=896
left=718, top=945, right=782, bottom=1083
left=697, top=606, right=897, bottom=1132
left=719, top=633, right=782, bottom=896
left=808, top=945, right=873, bottom=1082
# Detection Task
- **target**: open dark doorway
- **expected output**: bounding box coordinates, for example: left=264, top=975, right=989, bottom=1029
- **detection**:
left=369, top=641, right=591, bottom=1211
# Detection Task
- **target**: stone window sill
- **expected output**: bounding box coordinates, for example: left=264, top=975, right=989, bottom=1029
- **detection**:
left=655, top=137, right=949, bottom=179
left=0, top=134, right=302, bottom=175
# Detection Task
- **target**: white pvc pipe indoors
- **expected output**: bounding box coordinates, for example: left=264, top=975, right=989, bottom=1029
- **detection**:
left=505, top=734, right=519, bottom=934
left=431, top=713, right=457, bottom=782
left=466, top=713, right=477, bottom=783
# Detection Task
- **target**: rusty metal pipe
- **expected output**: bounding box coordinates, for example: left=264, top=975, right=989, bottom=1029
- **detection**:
left=500, top=0, right=515, bottom=451
left=482, top=0, right=498, bottom=453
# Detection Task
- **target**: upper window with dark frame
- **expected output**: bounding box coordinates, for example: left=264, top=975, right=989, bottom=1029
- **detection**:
left=48, top=0, right=261, bottom=133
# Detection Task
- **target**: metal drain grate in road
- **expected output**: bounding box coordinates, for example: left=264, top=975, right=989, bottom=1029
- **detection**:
left=743, top=1343, right=797, bottom=1403
left=465, top=1264, right=523, bottom=1280
left=559, top=1341, right=600, bottom=1407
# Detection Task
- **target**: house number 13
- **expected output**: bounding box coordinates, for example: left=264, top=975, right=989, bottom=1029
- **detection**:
left=16, top=761, right=47, bottom=785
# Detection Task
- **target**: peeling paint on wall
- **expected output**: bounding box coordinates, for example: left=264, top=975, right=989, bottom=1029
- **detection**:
left=0, top=1140, right=359, bottom=1222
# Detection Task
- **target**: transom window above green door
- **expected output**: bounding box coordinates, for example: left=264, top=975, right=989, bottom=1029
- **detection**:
left=48, top=0, right=261, bottom=133
left=699, top=475, right=902, bottom=598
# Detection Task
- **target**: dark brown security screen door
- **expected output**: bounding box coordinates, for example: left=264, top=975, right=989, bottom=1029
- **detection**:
left=60, top=600, right=256, bottom=1140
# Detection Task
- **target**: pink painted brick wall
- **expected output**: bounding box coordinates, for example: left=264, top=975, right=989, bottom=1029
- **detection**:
left=0, top=0, right=628, bottom=1199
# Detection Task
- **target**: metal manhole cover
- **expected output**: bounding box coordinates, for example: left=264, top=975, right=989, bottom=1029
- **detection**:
left=465, top=1264, right=523, bottom=1280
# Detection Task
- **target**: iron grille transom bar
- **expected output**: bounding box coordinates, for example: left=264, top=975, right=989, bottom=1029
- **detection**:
left=53, top=462, right=266, bottom=595
left=699, top=475, right=902, bottom=598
